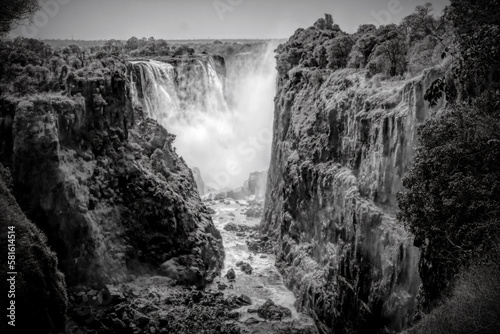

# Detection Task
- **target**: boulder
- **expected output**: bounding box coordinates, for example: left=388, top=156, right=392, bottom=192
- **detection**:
left=225, top=268, right=236, bottom=280
left=257, top=299, right=292, bottom=320
left=236, top=262, right=253, bottom=275
left=225, top=294, right=252, bottom=309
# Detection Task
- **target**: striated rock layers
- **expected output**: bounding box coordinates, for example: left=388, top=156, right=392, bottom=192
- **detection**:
left=263, top=66, right=443, bottom=333
left=0, top=67, right=224, bottom=287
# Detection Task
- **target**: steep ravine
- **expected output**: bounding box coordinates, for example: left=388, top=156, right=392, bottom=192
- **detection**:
left=263, top=66, right=444, bottom=333
left=0, top=61, right=224, bottom=288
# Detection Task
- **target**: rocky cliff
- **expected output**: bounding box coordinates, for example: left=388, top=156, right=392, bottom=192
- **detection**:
left=263, top=65, right=444, bottom=333
left=0, top=64, right=224, bottom=287
left=243, top=170, right=268, bottom=199
left=0, top=165, right=67, bottom=333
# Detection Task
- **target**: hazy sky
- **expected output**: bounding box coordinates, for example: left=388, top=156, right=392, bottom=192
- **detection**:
left=10, top=0, right=450, bottom=40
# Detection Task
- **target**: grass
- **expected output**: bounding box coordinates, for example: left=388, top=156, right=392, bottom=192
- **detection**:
left=407, top=261, right=500, bottom=334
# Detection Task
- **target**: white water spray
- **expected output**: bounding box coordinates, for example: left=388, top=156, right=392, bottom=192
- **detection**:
left=130, top=43, right=278, bottom=191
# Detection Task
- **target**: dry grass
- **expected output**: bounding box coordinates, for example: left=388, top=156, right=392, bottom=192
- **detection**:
left=407, top=262, right=500, bottom=334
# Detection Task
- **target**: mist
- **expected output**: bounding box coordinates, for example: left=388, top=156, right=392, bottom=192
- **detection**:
left=131, top=42, right=278, bottom=191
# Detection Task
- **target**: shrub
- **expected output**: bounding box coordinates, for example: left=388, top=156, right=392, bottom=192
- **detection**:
left=407, top=260, right=500, bottom=334
left=397, top=97, right=500, bottom=303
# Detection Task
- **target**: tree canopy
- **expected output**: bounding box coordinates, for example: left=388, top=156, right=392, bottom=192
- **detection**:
left=0, top=0, right=40, bottom=36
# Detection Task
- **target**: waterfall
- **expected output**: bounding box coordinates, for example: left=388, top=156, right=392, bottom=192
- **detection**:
left=130, top=58, right=228, bottom=124
left=130, top=43, right=277, bottom=191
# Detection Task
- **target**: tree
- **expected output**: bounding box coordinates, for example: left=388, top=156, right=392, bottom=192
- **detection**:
left=397, top=98, right=500, bottom=304
left=0, top=0, right=39, bottom=36
left=325, top=34, right=354, bottom=69
left=312, top=44, right=327, bottom=68
left=125, top=36, right=139, bottom=51
left=402, top=3, right=438, bottom=45
left=447, top=0, right=500, bottom=99
left=347, top=29, right=377, bottom=68
left=369, top=25, right=407, bottom=76
left=69, top=44, right=85, bottom=67
left=399, top=0, right=500, bottom=307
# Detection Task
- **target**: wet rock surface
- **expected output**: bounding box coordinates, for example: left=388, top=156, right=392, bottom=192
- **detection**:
left=0, top=169, right=68, bottom=334
left=205, top=199, right=318, bottom=333
left=66, top=258, right=316, bottom=334
left=264, top=56, right=444, bottom=332
left=257, top=299, right=292, bottom=320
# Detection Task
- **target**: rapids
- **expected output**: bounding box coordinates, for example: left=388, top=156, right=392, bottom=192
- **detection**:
left=208, top=199, right=315, bottom=325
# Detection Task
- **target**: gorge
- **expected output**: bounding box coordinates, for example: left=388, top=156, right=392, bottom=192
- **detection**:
left=1, top=2, right=499, bottom=333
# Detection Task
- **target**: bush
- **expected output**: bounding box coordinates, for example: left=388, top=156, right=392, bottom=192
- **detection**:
left=407, top=260, right=500, bottom=334
left=397, top=97, right=500, bottom=303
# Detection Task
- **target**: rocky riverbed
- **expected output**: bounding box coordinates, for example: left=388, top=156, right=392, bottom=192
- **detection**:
left=65, top=199, right=317, bottom=334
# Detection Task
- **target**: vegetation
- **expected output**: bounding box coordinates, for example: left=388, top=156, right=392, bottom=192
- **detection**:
left=0, top=36, right=131, bottom=96
left=0, top=0, right=39, bottom=36
left=276, top=4, right=448, bottom=79
left=406, top=263, right=500, bottom=334
left=275, top=2, right=500, bottom=331
left=396, top=0, right=500, bottom=331
left=397, top=98, right=500, bottom=302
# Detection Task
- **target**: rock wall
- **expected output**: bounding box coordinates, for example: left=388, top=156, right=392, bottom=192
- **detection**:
left=0, top=166, right=67, bottom=333
left=0, top=67, right=224, bottom=287
left=243, top=170, right=268, bottom=198
left=192, top=166, right=206, bottom=195
left=263, top=67, right=443, bottom=333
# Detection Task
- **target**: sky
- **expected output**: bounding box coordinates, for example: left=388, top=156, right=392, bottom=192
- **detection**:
left=10, top=0, right=450, bottom=40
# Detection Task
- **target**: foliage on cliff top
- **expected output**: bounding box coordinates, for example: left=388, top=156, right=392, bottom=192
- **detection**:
left=0, top=163, right=68, bottom=333
left=0, top=36, right=129, bottom=97
left=276, top=5, right=451, bottom=80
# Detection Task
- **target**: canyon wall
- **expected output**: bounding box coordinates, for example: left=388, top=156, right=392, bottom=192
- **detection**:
left=0, top=167, right=67, bottom=333
left=0, top=62, right=224, bottom=287
left=263, top=65, right=444, bottom=333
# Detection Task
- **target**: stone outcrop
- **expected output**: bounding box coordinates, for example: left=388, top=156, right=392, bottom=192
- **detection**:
left=243, top=170, right=268, bottom=199
left=0, top=66, right=224, bottom=287
left=263, top=65, right=444, bottom=333
left=0, top=166, right=67, bottom=333
left=192, top=167, right=205, bottom=195
left=205, top=170, right=268, bottom=201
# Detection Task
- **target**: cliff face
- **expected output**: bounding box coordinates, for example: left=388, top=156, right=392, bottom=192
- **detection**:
left=0, top=67, right=224, bottom=287
left=263, top=67, right=443, bottom=333
left=0, top=167, right=67, bottom=333
left=243, top=170, right=268, bottom=198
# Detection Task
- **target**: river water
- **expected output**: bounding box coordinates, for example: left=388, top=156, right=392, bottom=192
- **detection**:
left=207, top=199, right=315, bottom=326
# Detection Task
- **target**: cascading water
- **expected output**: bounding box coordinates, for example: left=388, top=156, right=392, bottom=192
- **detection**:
left=129, top=43, right=277, bottom=191
left=131, top=58, right=228, bottom=124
